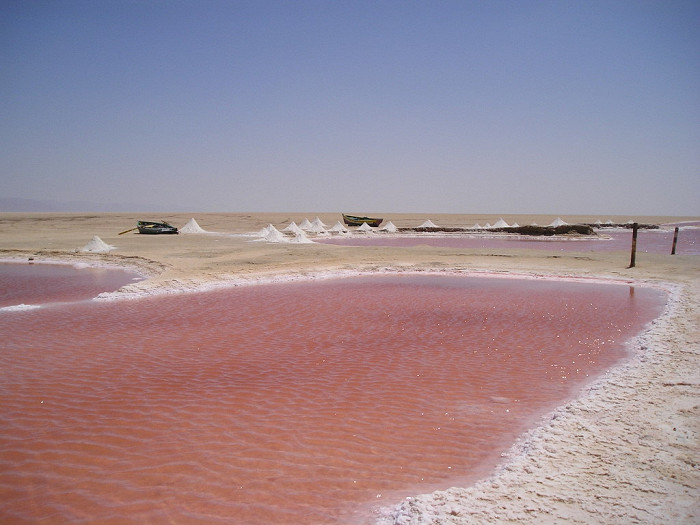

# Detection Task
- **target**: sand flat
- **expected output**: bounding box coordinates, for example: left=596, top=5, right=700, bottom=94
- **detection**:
left=0, top=212, right=698, bottom=524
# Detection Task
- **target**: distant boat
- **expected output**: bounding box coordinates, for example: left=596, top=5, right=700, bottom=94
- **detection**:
left=342, top=214, right=383, bottom=227
left=137, top=220, right=179, bottom=234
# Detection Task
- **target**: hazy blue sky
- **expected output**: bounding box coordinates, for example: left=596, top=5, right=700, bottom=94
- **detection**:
left=2, top=1, right=698, bottom=215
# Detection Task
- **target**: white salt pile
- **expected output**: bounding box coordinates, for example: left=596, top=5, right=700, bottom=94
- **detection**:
left=484, top=222, right=492, bottom=229
left=259, top=224, right=286, bottom=243
left=309, top=218, right=328, bottom=234
left=299, top=218, right=313, bottom=231
left=549, top=217, right=568, bottom=227
left=312, top=216, right=328, bottom=228
left=329, top=221, right=349, bottom=233
left=357, top=222, right=374, bottom=232
left=493, top=218, right=510, bottom=228
left=471, top=223, right=482, bottom=230
left=180, top=218, right=207, bottom=233
left=380, top=221, right=397, bottom=232
left=79, top=236, right=115, bottom=253
left=418, top=219, right=438, bottom=228
left=511, top=222, right=520, bottom=228
left=289, top=231, right=314, bottom=244
left=283, top=222, right=305, bottom=235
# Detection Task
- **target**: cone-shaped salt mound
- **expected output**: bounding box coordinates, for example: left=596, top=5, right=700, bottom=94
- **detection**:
left=329, top=221, right=349, bottom=233
left=312, top=216, right=328, bottom=228
left=357, top=222, right=373, bottom=232
left=289, top=231, right=314, bottom=244
left=308, top=218, right=327, bottom=234
left=283, top=221, right=305, bottom=235
left=418, top=220, right=437, bottom=228
left=493, top=218, right=509, bottom=228
left=380, top=221, right=397, bottom=232
left=261, top=224, right=286, bottom=242
left=298, top=218, right=313, bottom=231
left=80, top=236, right=115, bottom=253
left=548, top=217, right=568, bottom=227
left=180, top=218, right=207, bottom=233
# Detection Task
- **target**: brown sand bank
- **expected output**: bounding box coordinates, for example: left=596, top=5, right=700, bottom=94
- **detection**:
left=0, top=212, right=698, bottom=523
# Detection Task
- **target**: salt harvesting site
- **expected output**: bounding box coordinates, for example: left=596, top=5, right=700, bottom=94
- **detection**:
left=0, top=212, right=698, bottom=524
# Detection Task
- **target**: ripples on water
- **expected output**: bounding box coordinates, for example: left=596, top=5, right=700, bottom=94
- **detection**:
left=0, top=272, right=666, bottom=523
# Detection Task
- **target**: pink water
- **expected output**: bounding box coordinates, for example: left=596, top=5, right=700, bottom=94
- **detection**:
left=319, top=228, right=700, bottom=255
left=0, top=269, right=666, bottom=523
left=0, top=262, right=143, bottom=308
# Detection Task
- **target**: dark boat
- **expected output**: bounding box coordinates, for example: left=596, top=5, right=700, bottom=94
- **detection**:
left=342, top=214, right=383, bottom=227
left=137, top=220, right=179, bottom=234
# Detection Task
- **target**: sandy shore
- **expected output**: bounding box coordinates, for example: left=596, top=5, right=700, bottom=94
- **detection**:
left=1, top=212, right=698, bottom=523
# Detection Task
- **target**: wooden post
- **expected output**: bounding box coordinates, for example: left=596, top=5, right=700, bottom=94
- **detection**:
left=671, top=227, right=679, bottom=255
left=628, top=222, right=638, bottom=268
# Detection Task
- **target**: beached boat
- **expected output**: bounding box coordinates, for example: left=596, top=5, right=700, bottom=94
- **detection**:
left=137, top=221, right=179, bottom=234
left=342, top=214, right=383, bottom=227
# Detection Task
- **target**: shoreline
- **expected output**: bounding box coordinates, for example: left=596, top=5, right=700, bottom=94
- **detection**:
left=0, top=212, right=697, bottom=523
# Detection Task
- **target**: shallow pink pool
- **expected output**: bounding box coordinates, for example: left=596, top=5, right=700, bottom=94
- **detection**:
left=0, top=262, right=143, bottom=308
left=319, top=228, right=700, bottom=255
left=0, top=269, right=666, bottom=523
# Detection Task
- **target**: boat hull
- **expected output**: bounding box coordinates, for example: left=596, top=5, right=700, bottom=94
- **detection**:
left=137, top=221, right=179, bottom=234
left=342, top=214, right=383, bottom=227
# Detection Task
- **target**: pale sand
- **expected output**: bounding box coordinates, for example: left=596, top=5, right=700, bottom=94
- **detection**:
left=1, top=212, right=698, bottom=524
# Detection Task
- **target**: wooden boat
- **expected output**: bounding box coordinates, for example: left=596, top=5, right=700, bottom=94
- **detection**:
left=342, top=214, right=383, bottom=227
left=137, top=220, right=179, bottom=234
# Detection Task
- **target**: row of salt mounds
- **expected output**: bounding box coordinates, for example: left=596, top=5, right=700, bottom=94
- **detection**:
left=79, top=236, right=115, bottom=253
left=180, top=218, right=207, bottom=233
left=284, top=218, right=329, bottom=235
left=298, top=217, right=328, bottom=231
left=258, top=224, right=313, bottom=244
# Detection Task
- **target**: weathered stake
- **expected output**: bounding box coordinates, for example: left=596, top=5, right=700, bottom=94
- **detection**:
left=671, top=227, right=679, bottom=255
left=628, top=222, right=638, bottom=268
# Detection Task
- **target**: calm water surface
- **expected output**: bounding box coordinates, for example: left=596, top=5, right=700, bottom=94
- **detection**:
left=0, top=262, right=142, bottom=308
left=0, top=268, right=666, bottom=523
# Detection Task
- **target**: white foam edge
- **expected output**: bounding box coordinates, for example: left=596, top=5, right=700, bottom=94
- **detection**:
left=94, top=266, right=672, bottom=304
left=0, top=303, right=42, bottom=312
left=0, top=257, right=149, bottom=278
